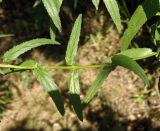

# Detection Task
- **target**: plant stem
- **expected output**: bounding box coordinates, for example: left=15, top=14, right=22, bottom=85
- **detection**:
left=0, top=64, right=106, bottom=70
left=0, top=64, right=35, bottom=69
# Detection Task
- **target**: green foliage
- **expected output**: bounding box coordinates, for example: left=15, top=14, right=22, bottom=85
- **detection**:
left=103, top=0, right=122, bottom=32
left=65, top=14, right=83, bottom=120
left=69, top=69, right=83, bottom=120
left=1, top=0, right=159, bottom=120
left=50, top=27, right=56, bottom=42
left=3, top=38, right=58, bottom=62
left=112, top=55, right=150, bottom=86
left=83, top=65, right=113, bottom=104
left=92, top=0, right=100, bottom=10
left=120, top=0, right=160, bottom=51
left=65, top=14, right=82, bottom=65
left=151, top=20, right=160, bottom=45
left=119, top=48, right=157, bottom=60
left=33, top=64, right=65, bottom=115
left=41, top=0, right=62, bottom=32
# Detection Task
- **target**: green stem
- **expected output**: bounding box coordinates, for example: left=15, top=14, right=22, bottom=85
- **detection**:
left=0, top=64, right=35, bottom=69
left=0, top=64, right=106, bottom=70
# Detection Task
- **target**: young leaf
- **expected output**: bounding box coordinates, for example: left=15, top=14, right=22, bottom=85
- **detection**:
left=120, top=0, right=160, bottom=51
left=69, top=69, right=83, bottom=121
left=3, top=38, right=57, bottom=62
left=119, top=48, right=157, bottom=60
left=112, top=55, right=150, bottom=86
left=83, top=65, right=113, bottom=104
left=92, top=0, right=100, bottom=10
left=0, top=34, right=14, bottom=38
left=33, top=65, right=65, bottom=115
left=103, top=0, right=122, bottom=32
left=42, top=0, right=62, bottom=31
left=65, top=14, right=82, bottom=65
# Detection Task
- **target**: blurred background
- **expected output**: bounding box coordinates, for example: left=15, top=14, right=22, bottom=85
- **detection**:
left=0, top=0, right=160, bottom=131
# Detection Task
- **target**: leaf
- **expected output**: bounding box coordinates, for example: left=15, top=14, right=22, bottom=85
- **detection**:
left=3, top=38, right=56, bottom=62
left=151, top=20, right=160, bottom=44
left=69, top=69, right=83, bottom=121
left=92, top=0, right=100, bottom=10
left=112, top=55, right=150, bottom=86
left=83, top=65, right=113, bottom=104
left=119, top=48, right=157, bottom=60
left=103, top=0, right=121, bottom=32
left=42, top=0, right=62, bottom=31
left=0, top=34, right=14, bottom=38
left=65, top=14, right=82, bottom=65
left=104, top=48, right=157, bottom=64
left=50, top=27, right=56, bottom=41
left=54, top=0, right=63, bottom=12
left=33, top=65, right=65, bottom=115
left=120, top=0, right=160, bottom=51
left=20, top=60, right=37, bottom=67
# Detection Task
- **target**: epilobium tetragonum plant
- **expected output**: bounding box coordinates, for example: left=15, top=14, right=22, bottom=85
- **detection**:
left=0, top=0, right=160, bottom=120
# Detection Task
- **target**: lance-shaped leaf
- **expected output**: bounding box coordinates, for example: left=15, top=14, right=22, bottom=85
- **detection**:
left=42, top=0, right=62, bottom=31
left=104, top=48, right=157, bottom=63
left=103, top=0, right=122, bottom=32
left=83, top=65, right=113, bottom=104
left=0, top=34, right=14, bottom=38
left=119, top=48, right=157, bottom=60
left=92, top=0, right=100, bottom=10
left=69, top=69, right=83, bottom=121
left=112, top=55, right=150, bottom=86
left=120, top=0, right=160, bottom=51
left=3, top=38, right=57, bottom=62
left=65, top=14, right=82, bottom=65
left=33, top=65, right=65, bottom=115
left=65, top=14, right=83, bottom=120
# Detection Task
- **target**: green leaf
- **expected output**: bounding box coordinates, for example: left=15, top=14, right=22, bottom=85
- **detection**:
left=0, top=34, right=14, bottom=38
left=50, top=27, right=56, bottom=42
left=120, top=0, right=160, bottom=51
left=151, top=20, right=160, bottom=44
left=103, top=0, right=122, bottom=32
left=92, top=0, right=100, bottom=10
left=112, top=55, right=150, bottom=86
left=69, top=69, right=83, bottom=121
left=104, top=48, right=157, bottom=64
left=42, top=0, right=62, bottom=31
left=20, top=60, right=37, bottom=67
left=65, top=14, right=82, bottom=65
left=3, top=38, right=56, bottom=62
left=119, top=48, right=157, bottom=60
left=33, top=65, right=65, bottom=115
left=83, top=65, right=113, bottom=104
left=54, top=0, right=63, bottom=12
